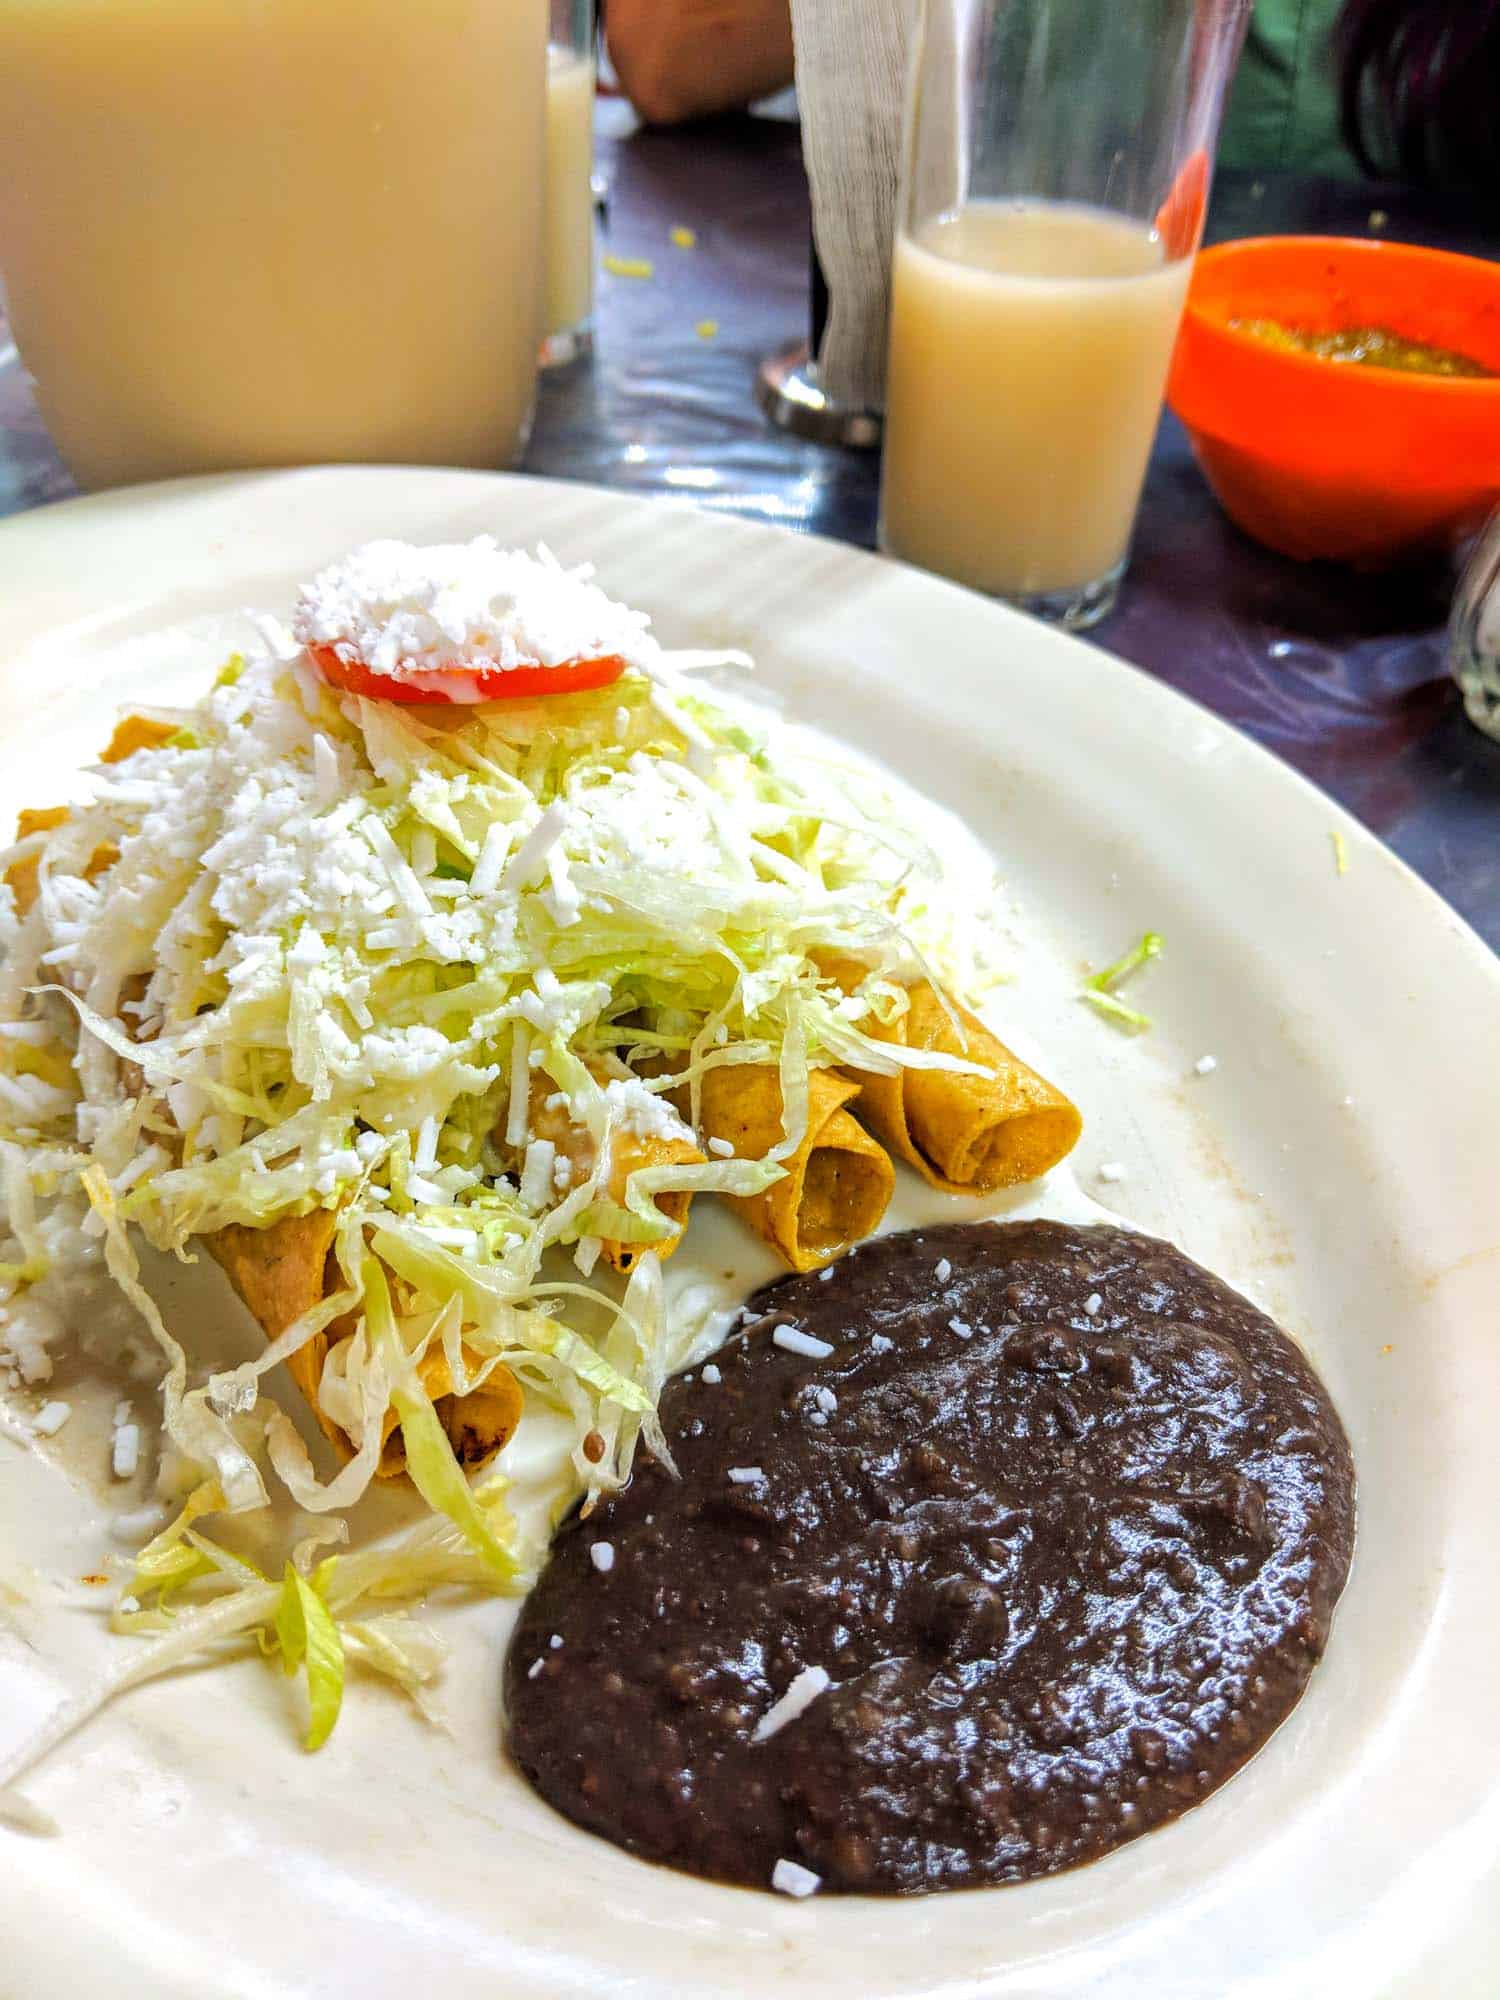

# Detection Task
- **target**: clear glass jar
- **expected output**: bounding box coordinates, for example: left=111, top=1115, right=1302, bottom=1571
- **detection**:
left=1450, top=512, right=1500, bottom=742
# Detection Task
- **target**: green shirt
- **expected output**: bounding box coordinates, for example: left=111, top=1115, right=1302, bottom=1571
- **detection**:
left=1218, top=0, right=1360, bottom=179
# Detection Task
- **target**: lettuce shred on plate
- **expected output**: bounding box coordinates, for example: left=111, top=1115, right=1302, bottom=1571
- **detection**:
left=0, top=547, right=1006, bottom=1782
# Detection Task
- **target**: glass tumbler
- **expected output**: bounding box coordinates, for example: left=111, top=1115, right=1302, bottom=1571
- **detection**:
left=879, top=0, right=1250, bottom=628
left=0, top=0, right=549, bottom=491
left=542, top=0, right=598, bottom=367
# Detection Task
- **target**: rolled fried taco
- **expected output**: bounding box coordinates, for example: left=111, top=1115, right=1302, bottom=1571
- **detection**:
left=677, top=1064, right=894, bottom=1273
left=824, top=958, right=1082, bottom=1194
left=525, top=1074, right=706, bottom=1276
left=207, top=1212, right=521, bottom=1476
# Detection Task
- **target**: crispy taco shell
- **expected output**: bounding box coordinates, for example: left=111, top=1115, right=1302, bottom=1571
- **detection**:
left=523, top=1073, right=706, bottom=1275
left=676, top=1063, right=894, bottom=1273
left=5, top=808, right=70, bottom=918
left=6, top=805, right=121, bottom=917
left=100, top=715, right=178, bottom=763
left=823, top=958, right=1082, bottom=1193
left=206, top=1213, right=521, bottom=1476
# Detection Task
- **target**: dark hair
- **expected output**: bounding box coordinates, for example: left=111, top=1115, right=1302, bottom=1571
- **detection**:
left=1336, top=0, right=1500, bottom=189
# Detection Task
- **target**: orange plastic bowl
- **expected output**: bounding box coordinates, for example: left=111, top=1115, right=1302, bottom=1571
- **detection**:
left=1167, top=236, right=1500, bottom=564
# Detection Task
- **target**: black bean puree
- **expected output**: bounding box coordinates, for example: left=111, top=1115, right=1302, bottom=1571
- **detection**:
left=506, top=1222, right=1355, bottom=1894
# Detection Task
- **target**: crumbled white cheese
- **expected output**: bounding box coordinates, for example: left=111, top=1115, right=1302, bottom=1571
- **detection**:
left=0, top=1291, right=66, bottom=1385
left=505, top=1021, right=532, bottom=1149
left=934, top=1257, right=952, bottom=1283
left=312, top=733, right=341, bottom=806
left=1083, top=1292, right=1103, bottom=1317
left=753, top=1664, right=831, bottom=1742
left=589, top=1541, right=616, bottom=1573
left=520, top=1139, right=557, bottom=1213
left=287, top=926, right=326, bottom=970
left=814, top=1387, right=837, bottom=1415
left=817, top=1264, right=834, bottom=1281
left=469, top=820, right=511, bottom=899
left=31, top=1400, right=71, bottom=1437
left=771, top=1859, right=822, bottom=1898
left=362, top=815, right=433, bottom=920
left=540, top=848, right=582, bottom=929
left=701, top=1363, right=722, bottom=1385
left=603, top=1075, right=691, bottom=1144
left=514, top=970, right=611, bottom=1040
left=727, top=1466, right=765, bottom=1485
left=292, top=538, right=661, bottom=689
left=413, top=1114, right=439, bottom=1174
left=111, top=1143, right=171, bottom=1198
left=869, top=1333, right=894, bottom=1354
left=706, top=1135, right=735, bottom=1158
left=166, top=1080, right=209, bottom=1135
left=527, top=1657, right=545, bottom=1680
left=948, top=1317, right=974, bottom=1340
left=503, top=803, right=570, bottom=896
left=773, top=1326, right=834, bottom=1360
left=1194, top=1055, right=1218, bottom=1076
left=550, top=1633, right=564, bottom=1649
left=573, top=1236, right=602, bottom=1277
left=112, top=1401, right=141, bottom=1478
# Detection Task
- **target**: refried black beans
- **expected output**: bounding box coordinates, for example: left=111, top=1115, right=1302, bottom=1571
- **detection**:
left=506, top=1221, right=1355, bottom=1895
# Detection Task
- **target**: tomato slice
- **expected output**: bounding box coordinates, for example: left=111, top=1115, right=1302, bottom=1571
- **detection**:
left=307, top=641, right=627, bottom=705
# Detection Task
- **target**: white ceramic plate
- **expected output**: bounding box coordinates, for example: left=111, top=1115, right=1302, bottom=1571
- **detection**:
left=0, top=468, right=1496, bottom=1999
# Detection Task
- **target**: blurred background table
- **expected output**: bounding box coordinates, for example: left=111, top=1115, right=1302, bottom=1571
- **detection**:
left=2, top=104, right=1497, bottom=945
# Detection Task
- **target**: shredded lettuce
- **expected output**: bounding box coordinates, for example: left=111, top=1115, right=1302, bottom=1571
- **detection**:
left=389, top=1388, right=518, bottom=1585
left=1080, top=930, right=1163, bottom=1034
left=0, top=1480, right=533, bottom=1808
left=81, top=1164, right=267, bottom=1513
left=366, top=1253, right=517, bottom=1582
left=275, top=1563, right=345, bottom=1751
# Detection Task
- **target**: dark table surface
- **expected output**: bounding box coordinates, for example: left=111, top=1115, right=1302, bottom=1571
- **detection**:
left=3, top=106, right=1497, bottom=947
